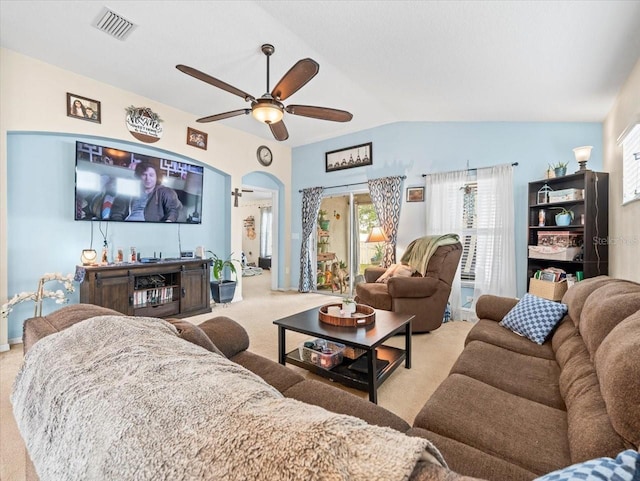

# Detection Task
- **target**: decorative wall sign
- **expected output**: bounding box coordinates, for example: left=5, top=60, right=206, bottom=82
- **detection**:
left=325, top=142, right=372, bottom=172
left=187, top=127, right=208, bottom=150
left=406, top=186, right=425, bottom=202
left=67, top=93, right=101, bottom=123
left=125, top=106, right=163, bottom=143
left=243, top=216, right=256, bottom=240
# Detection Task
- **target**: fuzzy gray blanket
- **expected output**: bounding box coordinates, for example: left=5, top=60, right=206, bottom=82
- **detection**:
left=12, top=315, right=445, bottom=481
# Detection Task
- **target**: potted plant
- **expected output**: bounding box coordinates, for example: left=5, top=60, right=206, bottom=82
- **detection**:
left=318, top=239, right=330, bottom=253
left=551, top=207, right=574, bottom=226
left=370, top=244, right=384, bottom=264
left=552, top=162, right=569, bottom=177
left=341, top=297, right=356, bottom=315
left=207, top=251, right=239, bottom=304
left=318, top=210, right=330, bottom=231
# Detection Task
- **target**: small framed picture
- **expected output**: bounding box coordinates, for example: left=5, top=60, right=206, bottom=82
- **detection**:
left=67, top=93, right=101, bottom=123
left=406, top=186, right=425, bottom=203
left=187, top=127, right=208, bottom=150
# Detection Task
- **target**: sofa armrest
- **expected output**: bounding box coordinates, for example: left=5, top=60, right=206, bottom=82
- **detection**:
left=364, top=266, right=386, bottom=283
left=475, top=295, right=519, bottom=322
left=197, top=316, right=250, bottom=358
left=387, top=276, right=440, bottom=298
left=23, top=317, right=58, bottom=354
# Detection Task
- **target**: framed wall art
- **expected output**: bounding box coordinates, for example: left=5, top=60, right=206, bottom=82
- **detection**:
left=325, top=142, right=372, bottom=172
left=187, top=127, right=208, bottom=150
left=406, top=186, right=425, bottom=203
left=67, top=93, right=101, bottom=123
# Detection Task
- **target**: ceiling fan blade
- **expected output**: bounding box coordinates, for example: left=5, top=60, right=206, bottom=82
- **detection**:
left=269, top=120, right=289, bottom=141
left=285, top=105, right=353, bottom=122
left=197, top=109, right=251, bottom=123
left=271, top=58, right=319, bottom=101
left=176, top=64, right=255, bottom=102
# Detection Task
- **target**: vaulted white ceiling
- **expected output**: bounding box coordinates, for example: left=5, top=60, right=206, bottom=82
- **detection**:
left=2, top=0, right=639, bottom=147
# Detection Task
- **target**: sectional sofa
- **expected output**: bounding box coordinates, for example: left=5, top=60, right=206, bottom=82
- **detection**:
left=410, top=275, right=640, bottom=480
left=16, top=275, right=640, bottom=480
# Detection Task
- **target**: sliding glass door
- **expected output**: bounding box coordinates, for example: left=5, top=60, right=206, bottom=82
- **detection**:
left=315, top=191, right=380, bottom=296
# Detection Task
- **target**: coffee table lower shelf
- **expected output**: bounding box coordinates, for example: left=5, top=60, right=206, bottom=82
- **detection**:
left=285, top=345, right=405, bottom=394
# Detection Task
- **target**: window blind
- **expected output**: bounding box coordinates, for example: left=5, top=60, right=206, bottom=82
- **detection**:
left=461, top=182, right=477, bottom=281
left=622, top=123, right=640, bottom=205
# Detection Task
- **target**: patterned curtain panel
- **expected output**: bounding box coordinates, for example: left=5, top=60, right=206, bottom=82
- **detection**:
left=367, top=176, right=404, bottom=267
left=298, top=187, right=324, bottom=292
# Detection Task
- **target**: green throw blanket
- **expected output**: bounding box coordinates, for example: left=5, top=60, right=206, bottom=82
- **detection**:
left=400, top=234, right=460, bottom=276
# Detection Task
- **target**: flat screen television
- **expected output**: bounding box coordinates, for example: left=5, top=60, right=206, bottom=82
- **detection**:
left=75, top=141, right=204, bottom=224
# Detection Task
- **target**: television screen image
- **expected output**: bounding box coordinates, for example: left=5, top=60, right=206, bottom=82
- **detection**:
left=75, top=141, right=204, bottom=224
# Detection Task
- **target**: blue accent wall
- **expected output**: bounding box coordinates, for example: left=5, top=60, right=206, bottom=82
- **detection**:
left=291, top=121, right=602, bottom=295
left=6, top=132, right=229, bottom=339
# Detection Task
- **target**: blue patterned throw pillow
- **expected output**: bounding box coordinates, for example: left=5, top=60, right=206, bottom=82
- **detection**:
left=533, top=449, right=639, bottom=481
left=499, top=293, right=567, bottom=345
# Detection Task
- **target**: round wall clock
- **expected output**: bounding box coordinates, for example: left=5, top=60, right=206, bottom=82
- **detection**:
left=257, top=145, right=273, bottom=166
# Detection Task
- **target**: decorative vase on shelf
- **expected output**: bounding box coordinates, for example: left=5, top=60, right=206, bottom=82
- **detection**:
left=554, top=167, right=567, bottom=177
left=555, top=213, right=572, bottom=226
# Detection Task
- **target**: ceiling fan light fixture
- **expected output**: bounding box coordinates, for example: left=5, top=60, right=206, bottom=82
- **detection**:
left=252, top=99, right=284, bottom=124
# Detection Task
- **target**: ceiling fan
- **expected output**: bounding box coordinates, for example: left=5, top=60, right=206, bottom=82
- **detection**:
left=176, top=44, right=353, bottom=141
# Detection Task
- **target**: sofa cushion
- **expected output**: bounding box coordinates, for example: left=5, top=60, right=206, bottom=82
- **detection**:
left=533, top=449, right=639, bottom=481
left=283, top=379, right=410, bottom=432
left=354, top=282, right=392, bottom=310
left=499, top=294, right=568, bottom=345
left=230, top=350, right=304, bottom=393
left=375, top=263, right=415, bottom=283
left=579, top=281, right=640, bottom=359
left=466, top=319, right=556, bottom=359
left=23, top=303, right=122, bottom=353
left=595, top=311, right=640, bottom=448
left=557, top=333, right=627, bottom=462
left=475, top=295, right=519, bottom=324
left=197, top=316, right=250, bottom=358
left=165, top=318, right=223, bottom=355
left=560, top=276, right=613, bottom=328
left=406, top=427, right=537, bottom=481
left=414, top=373, right=571, bottom=475
left=450, top=340, right=564, bottom=409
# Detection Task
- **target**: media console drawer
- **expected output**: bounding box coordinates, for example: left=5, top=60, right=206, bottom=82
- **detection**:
left=135, top=300, right=179, bottom=318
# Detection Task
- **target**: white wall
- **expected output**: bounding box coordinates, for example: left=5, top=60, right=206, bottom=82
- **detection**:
left=0, top=48, right=293, bottom=348
left=603, top=58, right=640, bottom=282
left=240, top=201, right=272, bottom=266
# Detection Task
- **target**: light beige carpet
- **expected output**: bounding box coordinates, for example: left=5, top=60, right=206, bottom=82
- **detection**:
left=0, top=271, right=473, bottom=481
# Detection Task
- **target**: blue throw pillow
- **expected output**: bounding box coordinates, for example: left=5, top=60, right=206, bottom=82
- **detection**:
left=533, top=449, right=639, bottom=481
left=499, top=293, right=567, bottom=345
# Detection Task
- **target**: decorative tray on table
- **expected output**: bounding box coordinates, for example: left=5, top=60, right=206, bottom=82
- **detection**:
left=318, top=303, right=375, bottom=327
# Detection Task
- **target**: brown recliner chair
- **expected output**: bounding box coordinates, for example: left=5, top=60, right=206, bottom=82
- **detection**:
left=354, top=242, right=462, bottom=333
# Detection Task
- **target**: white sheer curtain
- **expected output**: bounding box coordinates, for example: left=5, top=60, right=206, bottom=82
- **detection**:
left=425, top=170, right=466, bottom=320
left=473, top=164, right=516, bottom=304
left=259, top=206, right=272, bottom=258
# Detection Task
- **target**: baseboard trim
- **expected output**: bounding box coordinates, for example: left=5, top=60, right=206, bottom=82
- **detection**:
left=458, top=308, right=478, bottom=323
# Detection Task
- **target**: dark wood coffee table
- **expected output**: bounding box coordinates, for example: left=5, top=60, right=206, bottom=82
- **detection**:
left=273, top=307, right=413, bottom=403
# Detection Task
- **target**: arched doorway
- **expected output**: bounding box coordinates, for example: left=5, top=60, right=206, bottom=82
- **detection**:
left=240, top=171, right=284, bottom=291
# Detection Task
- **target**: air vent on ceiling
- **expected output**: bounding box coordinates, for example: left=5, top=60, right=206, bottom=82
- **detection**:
left=93, top=7, right=136, bottom=41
